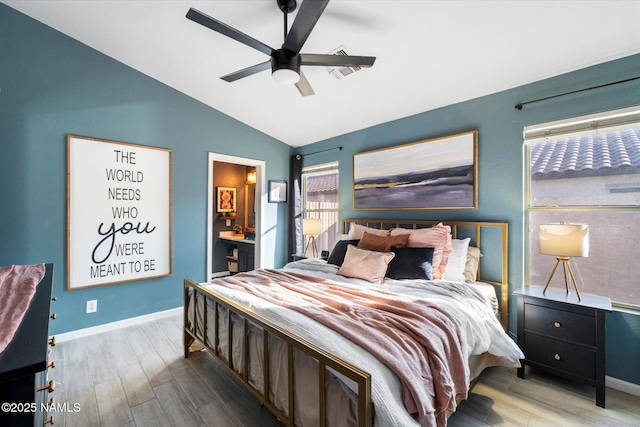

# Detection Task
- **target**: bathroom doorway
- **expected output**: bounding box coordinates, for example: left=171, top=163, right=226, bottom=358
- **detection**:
left=206, top=153, right=265, bottom=281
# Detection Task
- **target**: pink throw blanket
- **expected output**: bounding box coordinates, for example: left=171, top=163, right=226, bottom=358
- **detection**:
left=215, top=269, right=469, bottom=426
left=0, top=264, right=46, bottom=354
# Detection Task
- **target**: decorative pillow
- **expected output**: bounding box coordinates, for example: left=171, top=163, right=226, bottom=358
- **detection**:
left=326, top=239, right=360, bottom=266
left=337, top=245, right=395, bottom=284
left=357, top=231, right=409, bottom=252
left=387, top=247, right=434, bottom=280
left=443, top=238, right=470, bottom=282
left=464, top=246, right=482, bottom=283
left=347, top=223, right=390, bottom=240
left=389, top=223, right=452, bottom=279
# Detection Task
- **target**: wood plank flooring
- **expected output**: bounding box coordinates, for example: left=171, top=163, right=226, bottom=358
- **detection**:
left=48, top=314, right=640, bottom=426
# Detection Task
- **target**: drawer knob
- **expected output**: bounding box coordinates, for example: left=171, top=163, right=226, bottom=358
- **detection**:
left=47, top=360, right=56, bottom=369
left=45, top=415, right=55, bottom=425
left=52, top=296, right=57, bottom=301
left=49, top=336, right=57, bottom=347
left=554, top=321, right=561, bottom=328
left=554, top=353, right=561, bottom=361
left=37, top=379, right=55, bottom=393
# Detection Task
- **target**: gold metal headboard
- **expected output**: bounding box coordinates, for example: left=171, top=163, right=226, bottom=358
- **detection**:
left=341, top=219, right=509, bottom=331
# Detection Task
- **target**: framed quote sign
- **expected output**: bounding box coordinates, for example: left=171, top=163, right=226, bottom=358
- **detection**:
left=67, top=135, right=172, bottom=290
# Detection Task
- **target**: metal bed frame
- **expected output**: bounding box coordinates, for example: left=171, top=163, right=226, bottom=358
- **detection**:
left=183, top=219, right=509, bottom=426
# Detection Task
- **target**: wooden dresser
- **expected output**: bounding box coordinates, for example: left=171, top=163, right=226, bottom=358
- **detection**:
left=514, top=285, right=611, bottom=407
left=0, top=264, right=56, bottom=426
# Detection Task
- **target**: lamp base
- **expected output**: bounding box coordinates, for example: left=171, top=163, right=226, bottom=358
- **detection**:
left=542, top=256, right=582, bottom=301
left=304, top=236, right=318, bottom=258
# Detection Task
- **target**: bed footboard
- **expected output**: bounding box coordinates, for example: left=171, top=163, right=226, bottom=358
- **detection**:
left=183, top=278, right=372, bottom=427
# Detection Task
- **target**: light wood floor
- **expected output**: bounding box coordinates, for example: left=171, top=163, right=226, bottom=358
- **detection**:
left=49, top=314, right=639, bottom=426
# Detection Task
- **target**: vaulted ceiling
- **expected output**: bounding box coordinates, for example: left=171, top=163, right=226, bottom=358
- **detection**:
left=3, top=1, right=639, bottom=147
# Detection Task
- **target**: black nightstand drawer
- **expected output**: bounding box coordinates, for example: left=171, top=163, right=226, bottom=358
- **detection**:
left=524, top=333, right=596, bottom=380
left=524, top=303, right=595, bottom=346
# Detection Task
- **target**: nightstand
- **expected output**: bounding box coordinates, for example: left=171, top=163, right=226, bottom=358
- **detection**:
left=514, top=286, right=611, bottom=408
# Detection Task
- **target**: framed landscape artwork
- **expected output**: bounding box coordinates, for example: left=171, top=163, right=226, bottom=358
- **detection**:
left=353, top=131, right=478, bottom=210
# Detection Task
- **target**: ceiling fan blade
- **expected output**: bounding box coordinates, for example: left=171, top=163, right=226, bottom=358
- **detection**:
left=186, top=8, right=274, bottom=56
left=295, top=71, right=315, bottom=97
left=300, top=53, right=376, bottom=67
left=221, top=61, right=271, bottom=82
left=282, top=0, right=330, bottom=53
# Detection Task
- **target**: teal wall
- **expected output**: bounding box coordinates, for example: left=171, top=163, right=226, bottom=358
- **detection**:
left=294, top=55, right=640, bottom=385
left=1, top=3, right=639, bottom=386
left=0, top=5, right=291, bottom=335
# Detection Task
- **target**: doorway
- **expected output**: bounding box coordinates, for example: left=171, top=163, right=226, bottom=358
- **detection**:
left=207, top=153, right=265, bottom=281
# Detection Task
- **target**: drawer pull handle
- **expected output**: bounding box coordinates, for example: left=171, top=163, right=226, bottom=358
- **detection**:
left=49, top=336, right=57, bottom=347
left=48, top=397, right=55, bottom=405
left=554, top=353, right=561, bottom=361
left=47, top=360, right=56, bottom=369
left=554, top=321, right=561, bottom=328
left=45, top=415, right=55, bottom=425
left=37, top=380, right=55, bottom=393
left=51, top=313, right=57, bottom=320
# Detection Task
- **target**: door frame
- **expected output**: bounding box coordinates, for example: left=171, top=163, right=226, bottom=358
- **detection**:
left=206, top=152, right=265, bottom=281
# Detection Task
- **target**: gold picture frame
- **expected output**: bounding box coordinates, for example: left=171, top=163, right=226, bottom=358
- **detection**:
left=353, top=131, right=478, bottom=210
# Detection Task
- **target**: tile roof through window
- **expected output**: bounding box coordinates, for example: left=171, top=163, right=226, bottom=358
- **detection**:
left=306, top=172, right=338, bottom=193
left=530, top=128, right=640, bottom=178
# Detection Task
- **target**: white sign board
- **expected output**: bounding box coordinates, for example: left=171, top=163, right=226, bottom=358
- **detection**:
left=67, top=135, right=172, bottom=289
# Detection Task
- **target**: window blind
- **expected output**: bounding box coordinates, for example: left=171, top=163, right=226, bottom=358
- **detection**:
left=524, top=105, right=640, bottom=142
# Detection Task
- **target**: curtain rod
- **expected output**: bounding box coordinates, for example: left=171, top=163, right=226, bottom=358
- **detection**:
left=515, top=76, right=640, bottom=110
left=299, top=146, right=343, bottom=157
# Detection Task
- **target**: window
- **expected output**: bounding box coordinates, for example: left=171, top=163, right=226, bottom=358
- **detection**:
left=302, top=162, right=339, bottom=257
left=525, top=106, right=640, bottom=308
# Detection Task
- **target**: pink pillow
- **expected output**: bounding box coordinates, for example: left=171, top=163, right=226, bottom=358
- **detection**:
left=347, top=223, right=390, bottom=239
left=389, top=223, right=452, bottom=279
left=337, top=245, right=395, bottom=284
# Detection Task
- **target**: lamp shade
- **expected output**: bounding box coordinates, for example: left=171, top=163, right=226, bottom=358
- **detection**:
left=539, top=223, right=589, bottom=257
left=302, top=218, right=322, bottom=236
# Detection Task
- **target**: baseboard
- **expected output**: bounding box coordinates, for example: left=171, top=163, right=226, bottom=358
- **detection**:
left=606, top=375, right=640, bottom=397
left=211, top=271, right=231, bottom=280
left=53, top=307, right=182, bottom=343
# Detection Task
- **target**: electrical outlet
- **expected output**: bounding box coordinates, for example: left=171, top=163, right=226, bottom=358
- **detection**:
left=86, top=300, right=97, bottom=314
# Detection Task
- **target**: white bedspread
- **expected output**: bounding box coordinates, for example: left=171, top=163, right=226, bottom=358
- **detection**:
left=202, top=259, right=523, bottom=426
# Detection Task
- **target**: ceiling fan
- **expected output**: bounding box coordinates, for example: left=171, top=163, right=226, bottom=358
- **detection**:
left=186, top=0, right=376, bottom=96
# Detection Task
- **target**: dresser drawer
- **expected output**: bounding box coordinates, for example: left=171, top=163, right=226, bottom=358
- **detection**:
left=524, top=333, right=596, bottom=380
left=524, top=302, right=595, bottom=346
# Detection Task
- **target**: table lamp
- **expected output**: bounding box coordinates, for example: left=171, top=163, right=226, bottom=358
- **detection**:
left=302, top=218, right=322, bottom=258
left=539, top=222, right=589, bottom=300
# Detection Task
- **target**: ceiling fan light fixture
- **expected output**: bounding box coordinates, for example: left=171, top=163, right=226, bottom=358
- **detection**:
left=271, top=49, right=301, bottom=84
left=272, top=68, right=300, bottom=84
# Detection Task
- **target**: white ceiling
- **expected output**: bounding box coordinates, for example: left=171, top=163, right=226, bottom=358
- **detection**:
left=3, top=1, right=639, bottom=147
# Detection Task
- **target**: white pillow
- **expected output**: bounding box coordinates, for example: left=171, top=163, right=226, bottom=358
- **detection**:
left=443, top=238, right=470, bottom=282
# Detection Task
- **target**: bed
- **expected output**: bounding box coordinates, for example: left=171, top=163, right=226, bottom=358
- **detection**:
left=183, top=219, right=523, bottom=427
